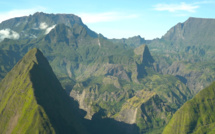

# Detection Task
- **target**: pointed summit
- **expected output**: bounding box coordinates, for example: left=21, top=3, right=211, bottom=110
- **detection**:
left=133, top=45, right=154, bottom=80
left=0, top=48, right=86, bottom=134
left=134, top=44, right=154, bottom=65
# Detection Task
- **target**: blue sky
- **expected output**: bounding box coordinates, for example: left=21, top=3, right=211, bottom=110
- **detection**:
left=0, top=0, right=215, bottom=39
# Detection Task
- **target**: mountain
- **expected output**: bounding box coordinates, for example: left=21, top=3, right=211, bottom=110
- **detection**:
left=163, top=17, right=215, bottom=46
left=0, top=12, right=194, bottom=133
left=0, top=48, right=86, bottom=134
left=70, top=44, right=191, bottom=133
left=0, top=21, right=130, bottom=80
left=0, top=12, right=97, bottom=41
left=149, top=17, right=215, bottom=94
left=162, top=80, right=215, bottom=134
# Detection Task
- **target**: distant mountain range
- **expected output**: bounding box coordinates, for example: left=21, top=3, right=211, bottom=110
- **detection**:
left=149, top=17, right=215, bottom=94
left=0, top=12, right=97, bottom=41
left=0, top=12, right=215, bottom=133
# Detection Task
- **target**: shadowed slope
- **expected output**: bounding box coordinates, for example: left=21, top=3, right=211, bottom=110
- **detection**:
left=0, top=48, right=86, bottom=134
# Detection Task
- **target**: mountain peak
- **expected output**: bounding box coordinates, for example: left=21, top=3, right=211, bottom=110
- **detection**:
left=134, top=44, right=154, bottom=65
left=0, top=48, right=86, bottom=133
left=19, top=48, right=52, bottom=73
left=26, top=48, right=43, bottom=63
left=25, top=47, right=41, bottom=58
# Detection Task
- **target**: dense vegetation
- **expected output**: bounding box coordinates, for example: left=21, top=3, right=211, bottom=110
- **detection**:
left=0, top=48, right=86, bottom=134
left=0, top=13, right=215, bottom=133
left=162, top=81, right=215, bottom=134
left=149, top=17, right=215, bottom=94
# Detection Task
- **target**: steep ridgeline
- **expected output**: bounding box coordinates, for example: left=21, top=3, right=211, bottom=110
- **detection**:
left=163, top=81, right=215, bottom=134
left=149, top=17, right=215, bottom=94
left=0, top=48, right=86, bottom=134
left=0, top=12, right=97, bottom=41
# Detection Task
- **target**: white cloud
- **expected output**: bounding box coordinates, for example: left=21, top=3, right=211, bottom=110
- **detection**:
left=0, top=29, right=20, bottom=41
left=39, top=22, right=48, bottom=29
left=45, top=25, right=56, bottom=34
left=78, top=12, right=139, bottom=23
left=194, top=0, right=215, bottom=5
left=0, top=6, right=46, bottom=23
left=36, top=22, right=56, bottom=34
left=154, top=2, right=199, bottom=13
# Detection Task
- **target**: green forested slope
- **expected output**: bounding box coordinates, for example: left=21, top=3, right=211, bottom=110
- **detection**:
left=0, top=48, right=86, bottom=134
left=1, top=13, right=212, bottom=134
left=163, top=81, right=215, bottom=134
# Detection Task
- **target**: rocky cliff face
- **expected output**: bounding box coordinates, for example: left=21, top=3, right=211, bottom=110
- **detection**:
left=115, top=90, right=172, bottom=126
left=70, top=75, right=127, bottom=119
